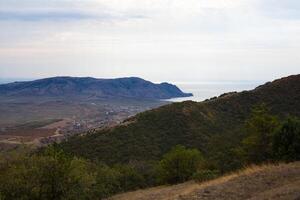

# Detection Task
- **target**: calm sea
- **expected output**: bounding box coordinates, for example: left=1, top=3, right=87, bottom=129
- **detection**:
left=169, top=81, right=265, bottom=102
left=0, top=78, right=32, bottom=84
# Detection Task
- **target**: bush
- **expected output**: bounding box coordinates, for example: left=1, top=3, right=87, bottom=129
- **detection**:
left=157, top=145, right=204, bottom=184
left=273, top=117, right=300, bottom=162
left=94, top=163, right=147, bottom=198
left=94, top=165, right=122, bottom=199
left=0, top=147, right=95, bottom=200
left=114, top=164, right=145, bottom=192
left=193, top=170, right=220, bottom=183
left=239, top=105, right=280, bottom=164
left=0, top=147, right=154, bottom=200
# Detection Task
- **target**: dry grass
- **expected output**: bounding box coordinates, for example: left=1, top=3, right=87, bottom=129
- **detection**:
left=198, top=163, right=276, bottom=187
left=108, top=181, right=198, bottom=200
left=109, top=162, right=300, bottom=200
left=40, top=118, right=72, bottom=129
left=0, top=128, right=56, bottom=145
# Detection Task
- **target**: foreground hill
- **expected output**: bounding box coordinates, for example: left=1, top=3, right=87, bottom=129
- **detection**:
left=60, top=75, right=300, bottom=167
left=0, top=76, right=192, bottom=99
left=109, top=162, right=300, bottom=200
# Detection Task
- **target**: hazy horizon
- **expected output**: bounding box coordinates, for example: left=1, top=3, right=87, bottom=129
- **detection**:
left=0, top=76, right=268, bottom=85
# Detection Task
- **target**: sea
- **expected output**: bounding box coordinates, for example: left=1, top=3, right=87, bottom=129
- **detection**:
left=168, top=81, right=265, bottom=102
left=0, top=78, right=32, bottom=84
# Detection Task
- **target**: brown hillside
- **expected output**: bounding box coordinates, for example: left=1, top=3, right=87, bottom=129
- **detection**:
left=109, top=162, right=300, bottom=200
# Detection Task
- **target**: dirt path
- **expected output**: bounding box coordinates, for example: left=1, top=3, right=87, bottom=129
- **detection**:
left=109, top=162, right=300, bottom=200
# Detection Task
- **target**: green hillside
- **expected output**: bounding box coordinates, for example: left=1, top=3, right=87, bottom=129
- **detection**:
left=60, top=75, right=300, bottom=168
left=1, top=75, right=300, bottom=200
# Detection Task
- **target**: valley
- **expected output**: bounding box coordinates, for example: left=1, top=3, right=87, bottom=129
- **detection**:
left=0, top=76, right=185, bottom=149
left=0, top=97, right=167, bottom=149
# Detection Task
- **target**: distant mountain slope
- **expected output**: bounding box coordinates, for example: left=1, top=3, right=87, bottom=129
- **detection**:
left=109, top=162, right=300, bottom=200
left=0, top=77, right=192, bottom=99
left=60, top=75, right=300, bottom=165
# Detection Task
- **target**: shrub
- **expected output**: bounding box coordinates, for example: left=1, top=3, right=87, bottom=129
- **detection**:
left=193, top=169, right=220, bottom=183
left=94, top=165, right=122, bottom=199
left=239, top=105, right=280, bottom=164
left=114, top=164, right=145, bottom=192
left=273, top=117, right=300, bottom=162
left=157, top=145, right=204, bottom=184
left=0, top=147, right=95, bottom=200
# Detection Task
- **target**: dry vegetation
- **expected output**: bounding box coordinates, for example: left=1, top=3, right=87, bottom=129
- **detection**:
left=0, top=129, right=56, bottom=144
left=109, top=162, right=300, bottom=200
left=0, top=97, right=166, bottom=149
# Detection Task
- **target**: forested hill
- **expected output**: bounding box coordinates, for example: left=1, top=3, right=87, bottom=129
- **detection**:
left=60, top=75, right=300, bottom=166
left=0, top=76, right=192, bottom=99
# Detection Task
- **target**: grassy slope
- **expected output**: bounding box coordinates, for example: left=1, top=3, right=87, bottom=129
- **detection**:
left=109, top=162, right=300, bottom=200
left=60, top=75, right=300, bottom=164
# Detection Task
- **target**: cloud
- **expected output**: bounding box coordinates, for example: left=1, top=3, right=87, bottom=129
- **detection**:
left=0, top=10, right=96, bottom=21
left=259, top=0, right=300, bottom=20
left=0, top=0, right=299, bottom=81
left=0, top=9, right=147, bottom=22
left=0, top=0, right=148, bottom=22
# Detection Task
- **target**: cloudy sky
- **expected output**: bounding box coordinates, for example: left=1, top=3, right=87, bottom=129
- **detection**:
left=0, top=0, right=299, bottom=82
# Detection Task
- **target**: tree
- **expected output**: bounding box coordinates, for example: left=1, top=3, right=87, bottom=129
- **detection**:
left=0, top=147, right=95, bottom=200
left=240, top=104, right=280, bottom=164
left=157, top=145, right=203, bottom=184
left=113, top=164, right=145, bottom=192
left=273, top=117, right=300, bottom=162
left=93, top=164, right=122, bottom=199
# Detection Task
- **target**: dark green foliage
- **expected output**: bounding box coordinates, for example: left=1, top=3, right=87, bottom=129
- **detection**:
left=93, top=163, right=146, bottom=199
left=193, top=170, right=220, bottom=183
left=273, top=117, right=300, bottom=162
left=239, top=105, right=280, bottom=164
left=93, top=165, right=121, bottom=199
left=127, top=160, right=158, bottom=186
left=0, top=148, right=157, bottom=200
left=0, top=147, right=95, bottom=200
left=238, top=107, right=300, bottom=165
left=113, top=164, right=145, bottom=192
left=207, top=146, right=242, bottom=173
left=60, top=75, right=300, bottom=171
left=157, top=145, right=204, bottom=184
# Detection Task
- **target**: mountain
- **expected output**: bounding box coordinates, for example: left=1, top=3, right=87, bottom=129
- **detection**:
left=0, top=76, right=192, bottom=99
left=60, top=75, right=300, bottom=166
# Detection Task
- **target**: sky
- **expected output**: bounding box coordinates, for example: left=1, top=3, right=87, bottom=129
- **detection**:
left=0, top=0, right=299, bottom=82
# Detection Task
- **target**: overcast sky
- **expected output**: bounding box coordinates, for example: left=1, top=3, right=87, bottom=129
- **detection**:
left=0, top=0, right=299, bottom=82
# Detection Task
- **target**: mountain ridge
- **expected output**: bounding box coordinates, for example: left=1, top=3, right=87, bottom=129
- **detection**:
left=0, top=76, right=192, bottom=99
